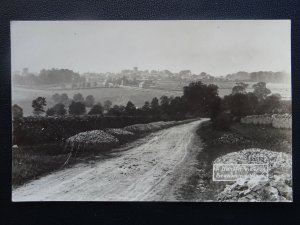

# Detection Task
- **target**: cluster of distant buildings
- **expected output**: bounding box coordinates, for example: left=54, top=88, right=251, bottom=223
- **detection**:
left=81, top=67, right=225, bottom=89
left=13, top=67, right=289, bottom=90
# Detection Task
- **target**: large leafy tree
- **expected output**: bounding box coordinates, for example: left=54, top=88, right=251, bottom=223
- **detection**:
left=125, top=101, right=136, bottom=116
left=68, top=101, right=86, bottom=115
left=46, top=108, right=55, bottom=116
left=232, top=82, right=248, bottom=95
left=183, top=81, right=220, bottom=117
left=257, top=94, right=282, bottom=114
left=52, top=103, right=67, bottom=115
left=60, top=93, right=70, bottom=106
left=169, top=96, right=186, bottom=119
left=88, top=103, right=104, bottom=115
left=245, top=92, right=259, bottom=114
left=32, top=97, right=47, bottom=116
left=103, top=100, right=112, bottom=111
left=224, top=92, right=259, bottom=118
left=252, top=82, right=271, bottom=101
left=160, top=96, right=170, bottom=115
left=228, top=93, right=251, bottom=118
left=150, top=97, right=160, bottom=115
left=85, top=95, right=95, bottom=107
left=12, top=104, right=23, bottom=120
left=52, top=93, right=61, bottom=103
left=141, top=101, right=151, bottom=116
left=108, top=105, right=125, bottom=116
left=73, top=93, right=84, bottom=102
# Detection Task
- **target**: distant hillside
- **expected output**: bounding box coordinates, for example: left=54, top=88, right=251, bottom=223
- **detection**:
left=226, top=71, right=290, bottom=83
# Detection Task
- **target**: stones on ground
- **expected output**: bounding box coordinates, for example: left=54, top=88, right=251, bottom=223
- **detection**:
left=217, top=133, right=250, bottom=144
left=67, top=130, right=119, bottom=145
left=65, top=119, right=196, bottom=152
left=66, top=130, right=119, bottom=151
left=105, top=128, right=135, bottom=142
left=215, top=148, right=292, bottom=202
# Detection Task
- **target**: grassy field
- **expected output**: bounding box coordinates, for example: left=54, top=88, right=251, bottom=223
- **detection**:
left=12, top=80, right=291, bottom=116
left=178, top=122, right=292, bottom=201
left=12, top=86, right=182, bottom=116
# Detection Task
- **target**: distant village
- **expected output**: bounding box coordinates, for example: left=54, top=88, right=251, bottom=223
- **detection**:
left=81, top=67, right=219, bottom=89
left=13, top=67, right=290, bottom=90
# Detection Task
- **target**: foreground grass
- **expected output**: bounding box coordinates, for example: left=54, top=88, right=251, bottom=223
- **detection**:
left=12, top=119, right=198, bottom=188
left=12, top=146, right=68, bottom=188
left=12, top=145, right=110, bottom=188
left=178, top=122, right=292, bottom=201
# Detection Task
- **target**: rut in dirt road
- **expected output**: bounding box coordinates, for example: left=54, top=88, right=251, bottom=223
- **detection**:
left=12, top=119, right=208, bottom=201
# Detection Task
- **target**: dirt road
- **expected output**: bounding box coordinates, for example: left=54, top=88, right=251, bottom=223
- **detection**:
left=12, top=119, right=208, bottom=201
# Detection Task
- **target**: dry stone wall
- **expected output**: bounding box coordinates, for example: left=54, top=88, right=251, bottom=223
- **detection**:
left=240, top=114, right=292, bottom=129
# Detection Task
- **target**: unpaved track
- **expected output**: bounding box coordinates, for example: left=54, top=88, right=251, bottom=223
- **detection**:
left=13, top=119, right=207, bottom=201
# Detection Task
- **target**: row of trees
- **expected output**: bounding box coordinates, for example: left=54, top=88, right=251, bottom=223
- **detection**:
left=13, top=68, right=84, bottom=85
left=222, top=82, right=290, bottom=118
left=12, top=81, right=221, bottom=119
left=51, top=93, right=112, bottom=108
left=226, top=71, right=289, bottom=83
left=12, top=81, right=291, bottom=121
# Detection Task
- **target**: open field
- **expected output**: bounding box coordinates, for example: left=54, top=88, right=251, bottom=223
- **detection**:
left=12, top=80, right=291, bottom=116
left=12, top=86, right=182, bottom=116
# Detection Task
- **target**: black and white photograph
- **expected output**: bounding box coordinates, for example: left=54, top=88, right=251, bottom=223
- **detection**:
left=11, top=20, right=292, bottom=202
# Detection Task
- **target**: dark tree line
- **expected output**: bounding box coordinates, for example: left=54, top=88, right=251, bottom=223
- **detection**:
left=226, top=71, right=289, bottom=83
left=13, top=68, right=84, bottom=85
left=209, top=81, right=291, bottom=130
left=222, top=82, right=290, bottom=119
left=40, top=81, right=221, bottom=119
left=12, top=81, right=291, bottom=124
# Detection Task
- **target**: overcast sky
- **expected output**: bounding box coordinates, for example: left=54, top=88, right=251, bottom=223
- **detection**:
left=11, top=20, right=290, bottom=76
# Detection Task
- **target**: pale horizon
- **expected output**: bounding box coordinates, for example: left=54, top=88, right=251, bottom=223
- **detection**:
left=11, top=20, right=291, bottom=77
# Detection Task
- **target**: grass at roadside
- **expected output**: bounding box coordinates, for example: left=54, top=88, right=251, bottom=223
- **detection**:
left=12, top=147, right=68, bottom=188
left=12, top=145, right=110, bottom=188
left=12, top=119, right=198, bottom=188
left=179, top=121, right=292, bottom=201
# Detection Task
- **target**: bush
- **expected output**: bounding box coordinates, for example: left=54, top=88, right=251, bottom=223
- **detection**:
left=69, top=101, right=86, bottom=115
left=32, top=97, right=47, bottom=116
left=88, top=103, right=103, bottom=115
left=46, top=107, right=55, bottom=116
left=47, top=103, right=67, bottom=116
left=85, top=95, right=95, bottom=107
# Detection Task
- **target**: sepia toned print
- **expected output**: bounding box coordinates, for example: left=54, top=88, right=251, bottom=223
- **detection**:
left=11, top=20, right=292, bottom=201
